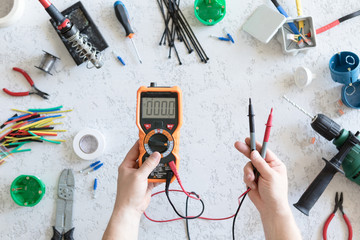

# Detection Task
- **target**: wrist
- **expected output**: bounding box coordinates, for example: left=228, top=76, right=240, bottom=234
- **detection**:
left=113, top=205, right=142, bottom=221
left=260, top=206, right=301, bottom=240
left=260, top=204, right=292, bottom=223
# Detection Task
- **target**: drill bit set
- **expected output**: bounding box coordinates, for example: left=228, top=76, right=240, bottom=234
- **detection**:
left=0, top=106, right=72, bottom=165
left=157, top=0, right=209, bottom=64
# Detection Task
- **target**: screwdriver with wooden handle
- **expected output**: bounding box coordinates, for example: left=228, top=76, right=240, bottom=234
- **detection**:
left=114, top=1, right=142, bottom=64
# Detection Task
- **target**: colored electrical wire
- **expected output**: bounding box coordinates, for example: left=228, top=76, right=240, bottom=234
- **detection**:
left=168, top=161, right=200, bottom=200
left=0, top=107, right=70, bottom=164
left=144, top=188, right=251, bottom=222
left=232, top=190, right=249, bottom=240
left=28, top=106, right=63, bottom=112
left=165, top=171, right=205, bottom=220
left=306, top=10, right=360, bottom=37
left=270, top=0, right=300, bottom=35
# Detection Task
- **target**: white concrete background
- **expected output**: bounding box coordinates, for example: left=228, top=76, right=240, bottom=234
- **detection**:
left=0, top=0, right=359, bottom=239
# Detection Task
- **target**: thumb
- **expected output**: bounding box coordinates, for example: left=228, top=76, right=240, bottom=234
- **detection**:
left=138, top=152, right=161, bottom=177
left=250, top=150, right=272, bottom=179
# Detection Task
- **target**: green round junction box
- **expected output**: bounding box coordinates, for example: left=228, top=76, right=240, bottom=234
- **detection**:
left=10, top=175, right=45, bottom=207
left=194, top=0, right=226, bottom=26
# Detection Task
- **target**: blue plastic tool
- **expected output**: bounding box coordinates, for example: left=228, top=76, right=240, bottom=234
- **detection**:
left=210, top=35, right=231, bottom=41
left=223, top=28, right=234, bottom=43
left=113, top=51, right=126, bottom=66
left=79, top=160, right=101, bottom=173
left=87, top=163, right=104, bottom=174
left=93, top=178, right=98, bottom=199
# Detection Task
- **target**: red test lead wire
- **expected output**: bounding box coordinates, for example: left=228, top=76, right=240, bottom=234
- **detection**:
left=144, top=188, right=251, bottom=223
left=168, top=161, right=201, bottom=200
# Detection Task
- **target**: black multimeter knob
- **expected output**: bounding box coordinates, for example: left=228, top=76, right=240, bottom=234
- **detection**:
left=148, top=134, right=169, bottom=153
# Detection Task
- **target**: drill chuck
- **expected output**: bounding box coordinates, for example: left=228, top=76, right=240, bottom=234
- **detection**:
left=311, top=114, right=341, bottom=141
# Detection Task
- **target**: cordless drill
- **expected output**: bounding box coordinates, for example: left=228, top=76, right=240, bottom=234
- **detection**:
left=283, top=96, right=360, bottom=216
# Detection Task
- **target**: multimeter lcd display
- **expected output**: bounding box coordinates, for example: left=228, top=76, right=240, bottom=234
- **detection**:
left=142, top=98, right=176, bottom=119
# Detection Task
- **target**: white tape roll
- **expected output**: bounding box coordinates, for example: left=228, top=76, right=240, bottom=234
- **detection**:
left=0, top=0, right=25, bottom=28
left=73, top=129, right=105, bottom=160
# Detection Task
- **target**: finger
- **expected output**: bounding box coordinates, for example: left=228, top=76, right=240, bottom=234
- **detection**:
left=243, top=162, right=256, bottom=189
left=120, top=141, right=140, bottom=168
left=250, top=150, right=272, bottom=179
left=247, top=189, right=262, bottom=209
left=138, top=152, right=161, bottom=178
left=244, top=138, right=281, bottom=164
left=234, top=141, right=251, bottom=159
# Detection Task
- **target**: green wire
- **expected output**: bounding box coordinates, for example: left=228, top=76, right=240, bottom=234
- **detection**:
left=28, top=106, right=63, bottom=112
left=28, top=131, right=61, bottom=144
left=41, top=138, right=61, bottom=144
left=8, top=141, right=33, bottom=145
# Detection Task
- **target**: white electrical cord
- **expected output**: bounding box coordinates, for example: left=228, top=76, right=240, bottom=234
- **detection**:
left=0, top=0, right=25, bottom=28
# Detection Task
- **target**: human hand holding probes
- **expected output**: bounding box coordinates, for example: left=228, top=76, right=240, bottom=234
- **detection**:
left=102, top=141, right=161, bottom=240
left=234, top=139, right=302, bottom=240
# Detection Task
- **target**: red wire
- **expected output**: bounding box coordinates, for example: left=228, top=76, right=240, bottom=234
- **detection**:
left=144, top=188, right=251, bottom=223
left=168, top=161, right=201, bottom=200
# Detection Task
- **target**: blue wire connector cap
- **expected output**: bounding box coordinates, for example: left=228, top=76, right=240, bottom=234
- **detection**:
left=93, top=178, right=98, bottom=199
left=88, top=163, right=104, bottom=174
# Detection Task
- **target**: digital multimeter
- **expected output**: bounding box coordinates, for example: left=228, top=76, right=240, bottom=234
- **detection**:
left=136, top=82, right=182, bottom=183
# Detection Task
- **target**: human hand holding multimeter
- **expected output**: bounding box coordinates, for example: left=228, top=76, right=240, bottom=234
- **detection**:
left=136, top=82, right=182, bottom=183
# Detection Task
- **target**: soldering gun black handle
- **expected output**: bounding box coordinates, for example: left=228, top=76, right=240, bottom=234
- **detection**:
left=294, top=160, right=340, bottom=216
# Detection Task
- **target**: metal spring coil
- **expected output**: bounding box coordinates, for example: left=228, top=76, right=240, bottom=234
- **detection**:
left=67, top=31, right=103, bottom=69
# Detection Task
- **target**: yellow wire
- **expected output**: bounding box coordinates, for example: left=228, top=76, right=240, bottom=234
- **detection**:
left=48, top=139, right=66, bottom=142
left=5, top=136, right=41, bottom=140
left=11, top=109, right=32, bottom=114
left=28, top=109, right=73, bottom=114
left=31, top=131, right=58, bottom=135
left=38, top=129, right=67, bottom=132
left=295, top=0, right=304, bottom=32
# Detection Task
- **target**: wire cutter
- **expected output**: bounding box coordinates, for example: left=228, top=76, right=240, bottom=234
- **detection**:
left=323, top=192, right=353, bottom=240
left=52, top=169, right=75, bottom=240
left=3, top=67, right=49, bottom=99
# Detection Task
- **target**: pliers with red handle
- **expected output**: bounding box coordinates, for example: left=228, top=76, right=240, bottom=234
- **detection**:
left=323, top=192, right=353, bottom=240
left=3, top=67, right=49, bottom=100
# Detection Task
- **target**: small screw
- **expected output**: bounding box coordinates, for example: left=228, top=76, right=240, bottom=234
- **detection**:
left=26, top=177, right=29, bottom=180
left=38, top=190, right=42, bottom=194
left=24, top=202, right=28, bottom=206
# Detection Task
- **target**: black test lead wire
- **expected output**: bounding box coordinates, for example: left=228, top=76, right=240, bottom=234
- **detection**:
left=307, top=9, right=360, bottom=37
left=165, top=171, right=205, bottom=220
left=232, top=191, right=249, bottom=240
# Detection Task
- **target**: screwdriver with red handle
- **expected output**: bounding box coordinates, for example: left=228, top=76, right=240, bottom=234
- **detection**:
left=114, top=1, right=142, bottom=64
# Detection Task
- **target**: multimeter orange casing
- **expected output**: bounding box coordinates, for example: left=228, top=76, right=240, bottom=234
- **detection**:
left=136, top=85, right=182, bottom=183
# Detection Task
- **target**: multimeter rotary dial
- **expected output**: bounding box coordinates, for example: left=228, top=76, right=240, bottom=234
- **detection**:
left=144, top=129, right=174, bottom=158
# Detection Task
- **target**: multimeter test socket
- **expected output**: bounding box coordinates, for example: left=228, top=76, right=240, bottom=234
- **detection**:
left=136, top=83, right=182, bottom=183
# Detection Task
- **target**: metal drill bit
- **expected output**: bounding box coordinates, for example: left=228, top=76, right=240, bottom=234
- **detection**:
left=283, top=95, right=314, bottom=119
